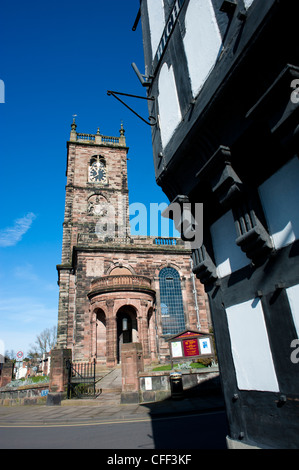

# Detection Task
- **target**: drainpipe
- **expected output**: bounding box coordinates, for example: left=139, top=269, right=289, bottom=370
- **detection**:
left=154, top=298, right=160, bottom=358
left=190, top=257, right=201, bottom=331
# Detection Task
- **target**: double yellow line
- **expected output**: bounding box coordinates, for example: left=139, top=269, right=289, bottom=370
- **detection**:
left=0, top=410, right=224, bottom=428
left=0, top=416, right=152, bottom=428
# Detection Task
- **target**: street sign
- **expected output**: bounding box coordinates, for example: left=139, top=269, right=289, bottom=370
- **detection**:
left=16, top=351, right=23, bottom=360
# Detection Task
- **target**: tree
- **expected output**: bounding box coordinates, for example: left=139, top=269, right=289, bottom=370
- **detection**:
left=27, top=325, right=57, bottom=358
left=4, top=350, right=16, bottom=362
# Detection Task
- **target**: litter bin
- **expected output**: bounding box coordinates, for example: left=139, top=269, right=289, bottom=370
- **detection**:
left=170, top=372, right=183, bottom=399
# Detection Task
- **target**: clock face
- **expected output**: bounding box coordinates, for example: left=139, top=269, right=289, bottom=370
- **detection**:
left=89, top=158, right=107, bottom=183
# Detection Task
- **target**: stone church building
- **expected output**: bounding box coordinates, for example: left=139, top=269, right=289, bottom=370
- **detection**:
left=55, top=120, right=210, bottom=367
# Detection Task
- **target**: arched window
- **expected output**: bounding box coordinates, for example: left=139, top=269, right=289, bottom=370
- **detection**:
left=159, top=267, right=185, bottom=335
left=89, top=156, right=107, bottom=184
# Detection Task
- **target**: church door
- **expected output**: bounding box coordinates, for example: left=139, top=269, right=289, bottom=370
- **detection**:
left=116, top=307, right=137, bottom=362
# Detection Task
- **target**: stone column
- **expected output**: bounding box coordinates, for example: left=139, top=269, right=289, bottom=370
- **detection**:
left=106, top=300, right=117, bottom=367
left=148, top=307, right=158, bottom=361
left=56, top=268, right=72, bottom=349
left=0, top=362, right=14, bottom=388
left=138, top=300, right=151, bottom=365
left=49, top=348, right=72, bottom=393
left=90, top=308, right=97, bottom=360
left=121, top=343, right=144, bottom=404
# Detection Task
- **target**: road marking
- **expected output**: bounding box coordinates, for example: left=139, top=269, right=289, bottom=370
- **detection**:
left=0, top=417, right=152, bottom=428
left=0, top=410, right=225, bottom=428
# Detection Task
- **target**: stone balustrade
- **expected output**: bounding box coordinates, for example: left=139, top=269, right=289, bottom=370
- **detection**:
left=77, top=234, right=185, bottom=248
left=70, top=131, right=126, bottom=147
left=89, top=274, right=154, bottom=296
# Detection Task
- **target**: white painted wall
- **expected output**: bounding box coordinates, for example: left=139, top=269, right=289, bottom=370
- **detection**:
left=15, top=364, right=27, bottom=380
left=226, top=298, right=279, bottom=392
left=244, top=0, right=255, bottom=10
left=182, top=0, right=222, bottom=98
left=258, top=157, right=299, bottom=250
left=286, top=284, right=299, bottom=339
left=147, top=0, right=165, bottom=60
left=158, top=62, right=182, bottom=148
left=210, top=210, right=249, bottom=278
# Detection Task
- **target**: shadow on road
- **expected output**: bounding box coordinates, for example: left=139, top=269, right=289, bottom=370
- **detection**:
left=139, top=378, right=229, bottom=449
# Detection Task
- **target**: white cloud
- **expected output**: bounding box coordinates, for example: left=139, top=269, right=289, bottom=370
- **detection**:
left=0, top=297, right=57, bottom=325
left=0, top=212, right=36, bottom=247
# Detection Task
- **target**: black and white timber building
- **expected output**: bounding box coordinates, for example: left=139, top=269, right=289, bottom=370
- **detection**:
left=136, top=0, right=299, bottom=449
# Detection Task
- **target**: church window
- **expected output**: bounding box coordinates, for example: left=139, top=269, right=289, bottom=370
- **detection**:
left=159, top=267, right=185, bottom=335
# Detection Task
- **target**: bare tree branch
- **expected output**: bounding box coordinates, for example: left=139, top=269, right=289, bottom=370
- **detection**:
left=27, top=326, right=57, bottom=358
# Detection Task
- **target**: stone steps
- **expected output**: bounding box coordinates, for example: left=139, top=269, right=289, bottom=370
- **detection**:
left=95, top=367, right=122, bottom=395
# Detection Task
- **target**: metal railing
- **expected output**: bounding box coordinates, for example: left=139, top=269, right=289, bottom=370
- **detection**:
left=66, top=359, right=96, bottom=399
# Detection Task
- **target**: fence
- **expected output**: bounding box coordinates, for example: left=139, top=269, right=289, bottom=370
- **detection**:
left=66, top=359, right=96, bottom=399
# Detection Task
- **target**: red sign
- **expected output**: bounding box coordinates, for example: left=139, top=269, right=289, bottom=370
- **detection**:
left=183, top=339, right=199, bottom=357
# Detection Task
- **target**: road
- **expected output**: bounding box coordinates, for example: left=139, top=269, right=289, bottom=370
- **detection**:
left=0, top=410, right=228, bottom=449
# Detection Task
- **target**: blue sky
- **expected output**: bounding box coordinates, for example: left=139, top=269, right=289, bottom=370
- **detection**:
left=0, top=0, right=175, bottom=357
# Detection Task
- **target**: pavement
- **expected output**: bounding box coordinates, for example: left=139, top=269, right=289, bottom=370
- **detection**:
left=0, top=394, right=226, bottom=427
left=0, top=367, right=226, bottom=426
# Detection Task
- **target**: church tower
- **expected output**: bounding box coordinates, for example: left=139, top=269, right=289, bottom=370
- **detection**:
left=61, top=118, right=129, bottom=265
left=56, top=120, right=131, bottom=357
left=56, top=120, right=210, bottom=366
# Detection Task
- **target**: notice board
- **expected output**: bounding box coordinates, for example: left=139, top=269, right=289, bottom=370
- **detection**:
left=168, top=330, right=215, bottom=367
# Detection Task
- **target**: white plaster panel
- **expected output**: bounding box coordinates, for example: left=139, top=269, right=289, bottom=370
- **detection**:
left=147, top=0, right=165, bottom=60
left=210, top=210, right=249, bottom=278
left=158, top=62, right=182, bottom=148
left=244, top=0, right=255, bottom=10
left=286, top=284, right=299, bottom=339
left=258, top=157, right=299, bottom=250
left=183, top=0, right=222, bottom=98
left=226, top=299, right=279, bottom=392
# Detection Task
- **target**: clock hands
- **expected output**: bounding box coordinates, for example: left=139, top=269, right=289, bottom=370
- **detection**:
left=89, top=159, right=107, bottom=182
